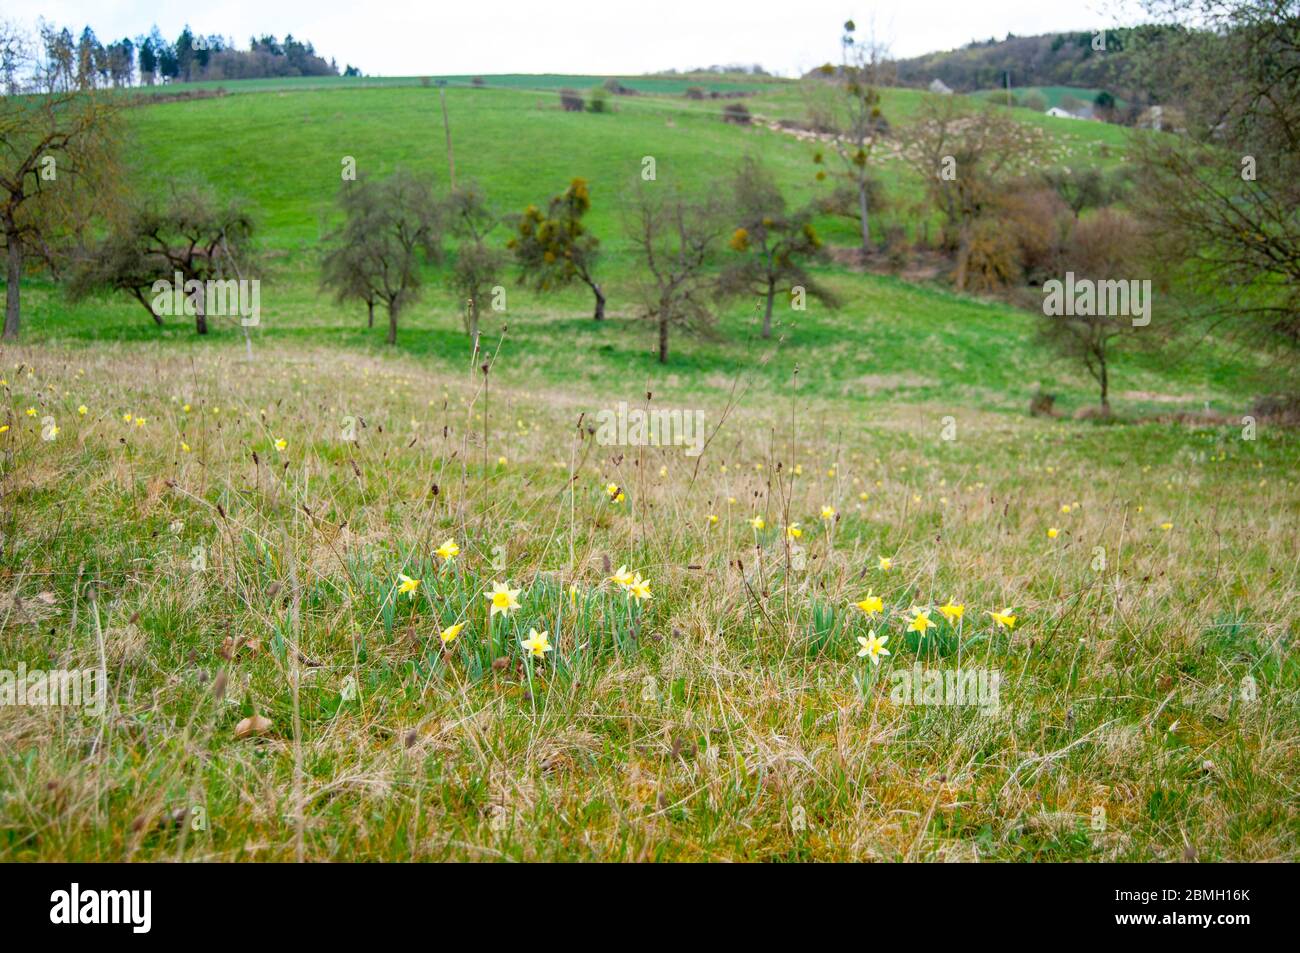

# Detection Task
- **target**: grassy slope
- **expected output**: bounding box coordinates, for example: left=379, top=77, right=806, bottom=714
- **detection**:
left=2, top=78, right=1296, bottom=863
left=17, top=80, right=1259, bottom=415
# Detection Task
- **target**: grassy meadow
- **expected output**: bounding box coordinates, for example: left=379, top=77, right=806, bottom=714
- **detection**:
left=1, top=74, right=1297, bottom=862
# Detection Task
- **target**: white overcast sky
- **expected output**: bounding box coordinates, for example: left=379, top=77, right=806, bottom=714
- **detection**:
left=9, top=0, right=1150, bottom=76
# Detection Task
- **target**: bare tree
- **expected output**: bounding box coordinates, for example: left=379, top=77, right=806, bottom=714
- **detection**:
left=445, top=182, right=505, bottom=346
left=806, top=19, right=892, bottom=255
left=1, top=21, right=121, bottom=339
left=625, top=182, right=722, bottom=364
left=68, top=186, right=256, bottom=334
left=319, top=169, right=443, bottom=345
left=900, top=93, right=1037, bottom=288
left=1131, top=0, right=1300, bottom=377
left=718, top=156, right=837, bottom=338
left=1038, top=210, right=1151, bottom=412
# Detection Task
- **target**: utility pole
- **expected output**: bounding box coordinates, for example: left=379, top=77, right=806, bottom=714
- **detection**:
left=439, top=83, right=455, bottom=190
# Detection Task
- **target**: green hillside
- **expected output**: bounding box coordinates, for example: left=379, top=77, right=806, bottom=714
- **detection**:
left=19, top=77, right=1248, bottom=418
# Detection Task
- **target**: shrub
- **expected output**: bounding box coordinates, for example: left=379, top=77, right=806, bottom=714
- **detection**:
left=722, top=102, right=751, bottom=125
left=588, top=87, right=608, bottom=113
left=1063, top=208, right=1143, bottom=277
left=996, top=187, right=1070, bottom=282
left=956, top=217, right=1022, bottom=292
left=684, top=86, right=705, bottom=100
left=559, top=88, right=584, bottom=112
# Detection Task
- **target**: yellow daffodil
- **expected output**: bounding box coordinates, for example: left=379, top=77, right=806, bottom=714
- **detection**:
left=1160, top=522, right=1173, bottom=531
left=878, top=556, right=892, bottom=572
left=938, top=600, right=965, bottom=622
left=181, top=442, right=191, bottom=453
left=135, top=417, right=146, bottom=427
left=629, top=574, right=652, bottom=602
left=0, top=425, right=10, bottom=434
left=821, top=505, right=836, bottom=520
left=1047, top=527, right=1059, bottom=539
left=855, top=593, right=884, bottom=616
left=497, top=456, right=507, bottom=466
left=610, top=565, right=634, bottom=588
left=1060, top=504, right=1071, bottom=514
left=750, top=516, right=765, bottom=531
left=435, top=538, right=460, bottom=561
left=858, top=492, right=869, bottom=501
left=77, top=405, right=87, bottom=415
left=396, top=574, right=421, bottom=599
left=786, top=522, right=802, bottom=538
left=25, top=407, right=36, bottom=417
left=707, top=514, right=719, bottom=525
left=908, top=607, right=936, bottom=634
left=182, top=404, right=191, bottom=413
left=486, top=581, right=522, bottom=617
left=521, top=628, right=552, bottom=658
left=987, top=607, right=1017, bottom=629
left=439, top=622, right=465, bottom=644
left=275, top=438, right=287, bottom=451
left=857, top=630, right=890, bottom=665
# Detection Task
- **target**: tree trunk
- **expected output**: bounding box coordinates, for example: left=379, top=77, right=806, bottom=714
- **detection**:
left=388, top=302, right=399, bottom=345
left=1099, top=355, right=1109, bottom=412
left=762, top=281, right=775, bottom=339
left=592, top=283, right=606, bottom=321
left=194, top=288, right=207, bottom=335
left=658, top=313, right=669, bottom=364
left=4, top=234, right=20, bottom=340
left=857, top=180, right=871, bottom=254
left=367, top=299, right=374, bottom=328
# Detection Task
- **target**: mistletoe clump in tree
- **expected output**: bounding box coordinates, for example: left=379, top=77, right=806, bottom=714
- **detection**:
left=509, top=177, right=606, bottom=320
left=808, top=19, right=891, bottom=255
left=719, top=157, right=837, bottom=339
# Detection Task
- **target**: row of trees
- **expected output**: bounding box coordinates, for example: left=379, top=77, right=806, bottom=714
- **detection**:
left=318, top=160, right=835, bottom=359
left=9, top=21, right=339, bottom=94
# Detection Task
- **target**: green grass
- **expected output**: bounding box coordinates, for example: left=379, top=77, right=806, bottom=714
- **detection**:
left=1, top=76, right=1296, bottom=862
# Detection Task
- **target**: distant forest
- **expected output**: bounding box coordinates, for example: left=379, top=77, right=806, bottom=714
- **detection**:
left=23, top=22, right=356, bottom=91
left=889, top=25, right=1200, bottom=113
